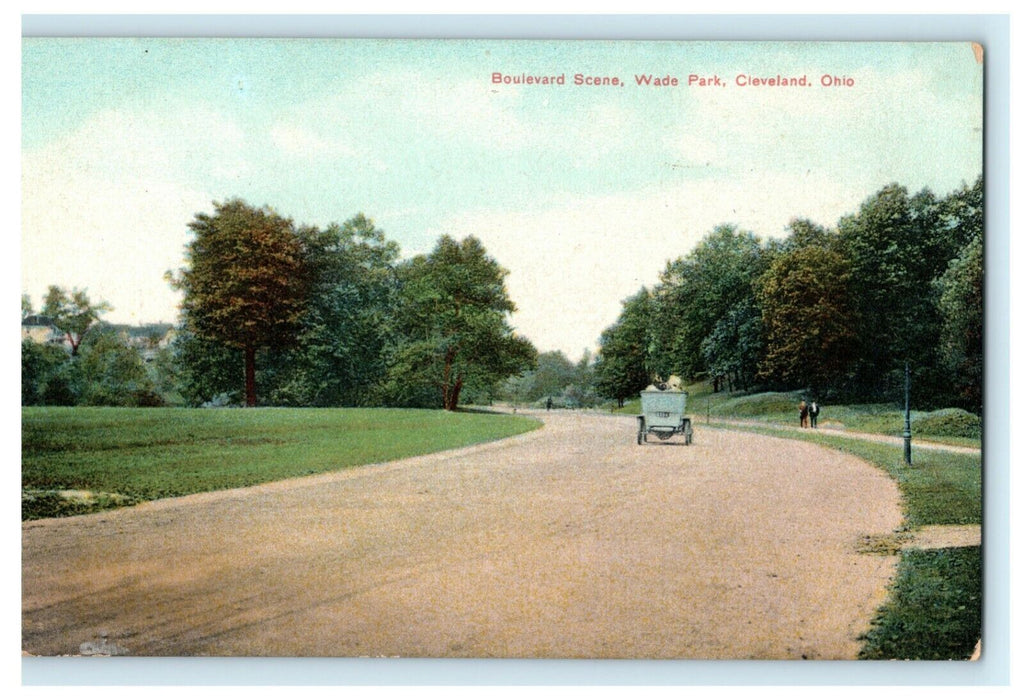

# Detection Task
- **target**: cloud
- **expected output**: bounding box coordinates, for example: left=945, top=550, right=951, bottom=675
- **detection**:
left=665, top=65, right=982, bottom=193
left=21, top=107, right=229, bottom=324
left=362, top=70, right=534, bottom=148
left=270, top=123, right=359, bottom=160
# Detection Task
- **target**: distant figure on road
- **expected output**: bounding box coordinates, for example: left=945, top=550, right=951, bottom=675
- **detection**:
left=809, top=401, right=820, bottom=428
left=799, top=399, right=809, bottom=428
left=546, top=397, right=553, bottom=411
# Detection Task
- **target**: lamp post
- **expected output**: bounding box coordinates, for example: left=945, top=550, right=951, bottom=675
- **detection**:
left=903, top=361, right=912, bottom=466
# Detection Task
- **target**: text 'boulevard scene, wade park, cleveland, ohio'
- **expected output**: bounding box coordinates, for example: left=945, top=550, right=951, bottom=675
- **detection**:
left=22, top=39, right=983, bottom=662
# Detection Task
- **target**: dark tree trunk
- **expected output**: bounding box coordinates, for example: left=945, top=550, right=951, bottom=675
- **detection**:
left=244, top=343, right=257, bottom=407
left=442, top=347, right=460, bottom=410
left=448, top=375, right=464, bottom=411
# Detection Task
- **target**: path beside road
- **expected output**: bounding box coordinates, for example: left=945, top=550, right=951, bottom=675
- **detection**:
left=706, top=417, right=981, bottom=455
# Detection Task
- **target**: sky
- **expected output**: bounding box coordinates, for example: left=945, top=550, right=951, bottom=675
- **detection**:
left=21, top=39, right=983, bottom=360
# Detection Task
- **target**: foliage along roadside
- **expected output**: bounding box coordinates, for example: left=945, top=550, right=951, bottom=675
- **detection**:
left=168, top=204, right=535, bottom=411
left=22, top=406, right=541, bottom=521
left=26, top=208, right=537, bottom=413
left=594, top=178, right=983, bottom=415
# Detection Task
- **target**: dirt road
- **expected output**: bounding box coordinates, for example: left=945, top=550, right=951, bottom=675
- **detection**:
left=22, top=411, right=903, bottom=659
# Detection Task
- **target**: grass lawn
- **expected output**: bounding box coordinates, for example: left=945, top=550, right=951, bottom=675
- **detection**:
left=22, top=406, right=540, bottom=520
left=858, top=546, right=982, bottom=660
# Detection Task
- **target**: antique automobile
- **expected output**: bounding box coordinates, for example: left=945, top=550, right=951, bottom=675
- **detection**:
left=637, top=385, right=693, bottom=445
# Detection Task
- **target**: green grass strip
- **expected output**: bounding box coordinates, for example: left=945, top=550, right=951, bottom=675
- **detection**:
left=858, top=546, right=982, bottom=660
left=22, top=407, right=540, bottom=520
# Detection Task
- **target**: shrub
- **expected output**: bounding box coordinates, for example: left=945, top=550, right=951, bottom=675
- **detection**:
left=912, top=408, right=981, bottom=440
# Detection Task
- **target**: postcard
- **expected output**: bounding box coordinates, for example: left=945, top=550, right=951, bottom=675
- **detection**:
left=21, top=38, right=984, bottom=664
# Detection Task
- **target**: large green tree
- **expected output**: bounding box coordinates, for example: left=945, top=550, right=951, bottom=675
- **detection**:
left=838, top=183, right=964, bottom=404
left=935, top=233, right=983, bottom=412
left=262, top=214, right=401, bottom=406
left=386, top=235, right=536, bottom=410
left=700, top=297, right=763, bottom=393
left=41, top=286, right=111, bottom=356
left=594, top=287, right=654, bottom=406
left=171, top=199, right=309, bottom=407
left=757, top=244, right=858, bottom=396
left=650, top=225, right=767, bottom=382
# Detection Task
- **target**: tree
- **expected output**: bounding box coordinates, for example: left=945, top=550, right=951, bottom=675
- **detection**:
left=170, top=199, right=309, bottom=407
left=700, top=297, right=763, bottom=393
left=528, top=351, right=578, bottom=401
left=594, top=288, right=654, bottom=406
left=77, top=328, right=161, bottom=406
left=502, top=350, right=577, bottom=405
left=164, top=328, right=243, bottom=406
left=41, top=286, right=111, bottom=355
left=938, top=176, right=983, bottom=253
left=757, top=245, right=858, bottom=396
left=569, top=350, right=599, bottom=407
left=263, top=215, right=401, bottom=407
left=386, top=235, right=536, bottom=410
left=837, top=183, right=963, bottom=404
left=935, top=233, right=983, bottom=412
left=21, top=339, right=73, bottom=405
left=780, top=218, right=832, bottom=253
left=649, top=225, right=766, bottom=381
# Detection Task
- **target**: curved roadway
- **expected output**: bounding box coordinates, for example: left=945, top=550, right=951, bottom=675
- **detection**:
left=22, top=411, right=902, bottom=659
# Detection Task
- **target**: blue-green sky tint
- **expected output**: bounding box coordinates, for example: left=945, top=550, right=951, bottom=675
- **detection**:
left=22, top=39, right=982, bottom=359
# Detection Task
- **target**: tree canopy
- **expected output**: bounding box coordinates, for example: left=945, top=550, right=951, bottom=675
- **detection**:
left=649, top=225, right=767, bottom=381
left=594, top=288, right=654, bottom=405
left=41, top=286, right=111, bottom=356
left=26, top=177, right=981, bottom=415
left=935, top=232, right=983, bottom=410
left=171, top=199, right=309, bottom=407
left=385, top=235, right=537, bottom=410
left=597, top=176, right=983, bottom=412
left=757, top=245, right=857, bottom=395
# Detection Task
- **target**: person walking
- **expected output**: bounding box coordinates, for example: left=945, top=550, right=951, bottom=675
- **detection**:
left=809, top=401, right=820, bottom=428
left=799, top=399, right=809, bottom=428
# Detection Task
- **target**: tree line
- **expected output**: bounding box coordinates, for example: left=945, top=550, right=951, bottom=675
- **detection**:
left=23, top=179, right=982, bottom=415
left=593, top=178, right=983, bottom=414
left=23, top=200, right=537, bottom=411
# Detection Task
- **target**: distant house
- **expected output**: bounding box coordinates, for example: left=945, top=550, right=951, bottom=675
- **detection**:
left=158, top=328, right=177, bottom=349
left=21, top=315, right=67, bottom=348
left=110, top=324, right=177, bottom=362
